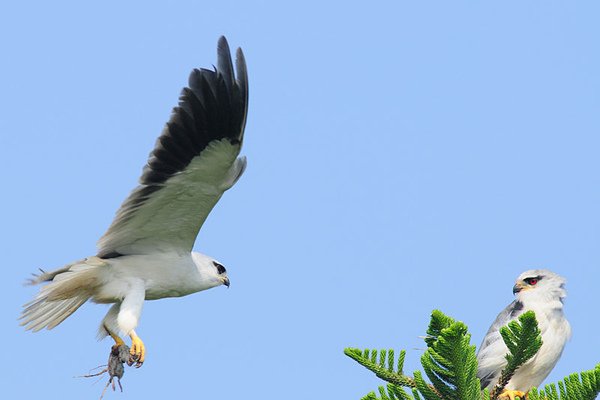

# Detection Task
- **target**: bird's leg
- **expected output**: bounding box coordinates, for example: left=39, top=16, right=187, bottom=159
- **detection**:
left=498, top=390, right=527, bottom=400
left=127, top=329, right=145, bottom=368
left=104, top=324, right=125, bottom=347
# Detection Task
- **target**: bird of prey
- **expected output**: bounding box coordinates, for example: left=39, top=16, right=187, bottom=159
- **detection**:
left=21, top=36, right=248, bottom=368
left=476, top=269, right=571, bottom=399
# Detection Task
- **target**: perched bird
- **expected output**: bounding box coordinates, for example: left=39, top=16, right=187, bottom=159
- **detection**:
left=21, top=36, right=248, bottom=368
left=476, top=269, right=571, bottom=399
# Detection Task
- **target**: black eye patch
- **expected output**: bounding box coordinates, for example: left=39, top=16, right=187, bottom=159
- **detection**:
left=213, top=261, right=226, bottom=274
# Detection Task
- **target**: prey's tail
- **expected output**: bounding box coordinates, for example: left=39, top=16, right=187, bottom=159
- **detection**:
left=20, top=257, right=105, bottom=332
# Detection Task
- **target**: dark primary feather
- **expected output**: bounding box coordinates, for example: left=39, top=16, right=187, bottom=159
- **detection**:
left=97, top=36, right=248, bottom=258
left=479, top=372, right=496, bottom=389
left=141, top=36, right=247, bottom=187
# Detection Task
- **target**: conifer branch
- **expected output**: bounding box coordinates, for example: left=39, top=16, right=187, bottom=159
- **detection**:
left=346, top=310, right=599, bottom=400
left=344, top=348, right=417, bottom=389
left=490, top=311, right=542, bottom=399
left=526, top=363, right=600, bottom=400
left=420, top=311, right=481, bottom=400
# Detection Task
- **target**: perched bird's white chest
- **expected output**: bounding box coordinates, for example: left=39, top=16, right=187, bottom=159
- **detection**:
left=506, top=301, right=571, bottom=391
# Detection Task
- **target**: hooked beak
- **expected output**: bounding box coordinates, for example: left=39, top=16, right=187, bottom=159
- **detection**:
left=513, top=282, right=524, bottom=294
left=222, top=277, right=230, bottom=288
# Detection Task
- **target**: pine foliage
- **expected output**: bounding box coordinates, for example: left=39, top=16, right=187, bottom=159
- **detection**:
left=489, top=311, right=542, bottom=398
left=345, top=310, right=600, bottom=400
left=344, top=348, right=416, bottom=398
left=527, top=365, right=600, bottom=400
left=420, top=310, right=480, bottom=400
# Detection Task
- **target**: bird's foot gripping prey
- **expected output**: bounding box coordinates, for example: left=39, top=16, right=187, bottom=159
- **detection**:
left=477, top=269, right=571, bottom=397
left=20, top=34, right=248, bottom=383
left=104, top=324, right=145, bottom=367
left=497, top=389, right=526, bottom=400
left=127, top=331, right=146, bottom=367
left=78, top=344, right=131, bottom=399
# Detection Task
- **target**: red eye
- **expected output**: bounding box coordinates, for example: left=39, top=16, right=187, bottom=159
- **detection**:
left=526, top=278, right=538, bottom=285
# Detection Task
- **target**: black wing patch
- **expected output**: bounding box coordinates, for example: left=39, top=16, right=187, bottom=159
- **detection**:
left=141, top=36, right=248, bottom=187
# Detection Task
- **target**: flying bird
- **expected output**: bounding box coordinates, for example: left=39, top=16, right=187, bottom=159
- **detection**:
left=21, top=36, right=248, bottom=368
left=476, top=269, right=571, bottom=399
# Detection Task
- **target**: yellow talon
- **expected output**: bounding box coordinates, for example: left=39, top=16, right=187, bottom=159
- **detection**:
left=499, top=390, right=527, bottom=400
left=106, top=328, right=125, bottom=346
left=128, top=330, right=145, bottom=367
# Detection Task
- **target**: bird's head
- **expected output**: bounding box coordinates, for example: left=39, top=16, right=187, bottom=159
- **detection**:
left=191, top=252, right=230, bottom=288
left=512, top=269, right=567, bottom=304
left=212, top=260, right=231, bottom=288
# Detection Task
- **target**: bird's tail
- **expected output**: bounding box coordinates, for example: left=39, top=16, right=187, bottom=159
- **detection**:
left=20, top=257, right=105, bottom=332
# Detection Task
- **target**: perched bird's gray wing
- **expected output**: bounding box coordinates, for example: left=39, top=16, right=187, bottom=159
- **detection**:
left=97, top=37, right=248, bottom=257
left=476, top=300, right=525, bottom=389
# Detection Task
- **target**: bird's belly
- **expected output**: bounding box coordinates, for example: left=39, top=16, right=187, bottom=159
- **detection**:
left=507, top=358, right=552, bottom=391
left=144, top=284, right=196, bottom=300
left=141, top=268, right=203, bottom=300
left=507, top=318, right=569, bottom=391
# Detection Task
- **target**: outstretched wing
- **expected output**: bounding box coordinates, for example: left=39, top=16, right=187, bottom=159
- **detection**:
left=476, top=300, right=525, bottom=389
left=97, top=36, right=248, bottom=258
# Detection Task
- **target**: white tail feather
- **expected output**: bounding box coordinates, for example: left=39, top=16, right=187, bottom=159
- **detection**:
left=20, top=259, right=104, bottom=331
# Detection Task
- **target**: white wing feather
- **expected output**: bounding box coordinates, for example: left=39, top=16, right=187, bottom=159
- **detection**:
left=97, top=37, right=248, bottom=257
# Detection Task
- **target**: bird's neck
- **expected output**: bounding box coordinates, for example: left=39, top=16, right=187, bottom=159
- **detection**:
left=520, top=292, right=565, bottom=323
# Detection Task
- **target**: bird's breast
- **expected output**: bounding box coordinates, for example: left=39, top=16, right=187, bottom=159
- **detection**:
left=96, top=253, right=205, bottom=301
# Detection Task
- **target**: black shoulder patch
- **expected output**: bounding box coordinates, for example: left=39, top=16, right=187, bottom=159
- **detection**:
left=98, top=251, right=124, bottom=259
left=509, top=300, right=524, bottom=318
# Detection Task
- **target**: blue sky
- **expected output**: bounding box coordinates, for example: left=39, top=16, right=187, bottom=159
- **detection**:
left=1, top=1, right=599, bottom=399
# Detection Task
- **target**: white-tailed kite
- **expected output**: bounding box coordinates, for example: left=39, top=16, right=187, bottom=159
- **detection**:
left=476, top=269, right=571, bottom=399
left=21, top=36, right=248, bottom=368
